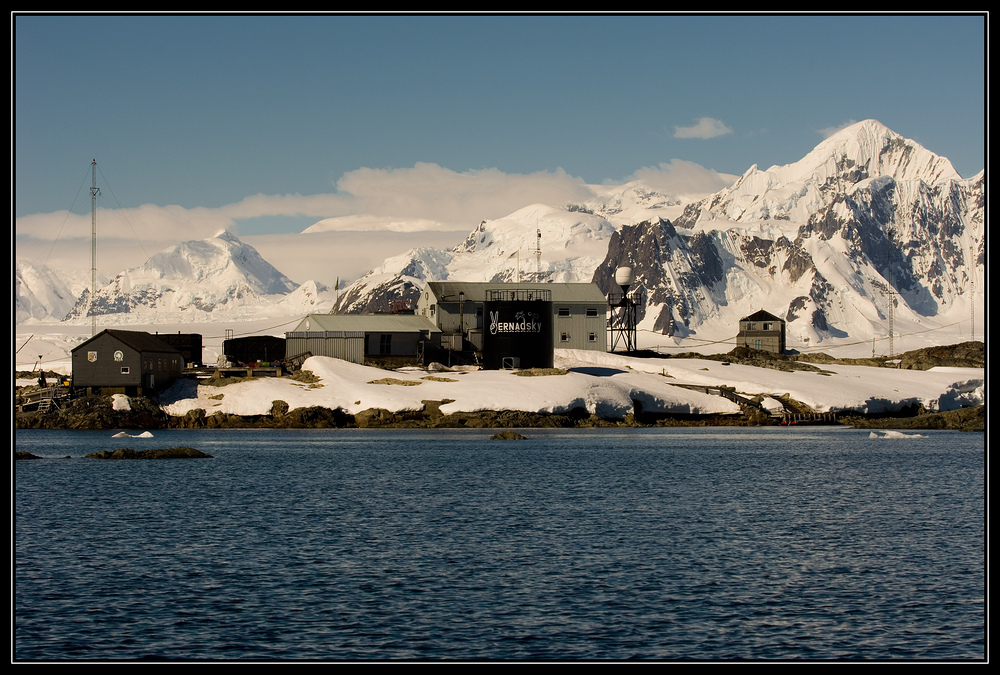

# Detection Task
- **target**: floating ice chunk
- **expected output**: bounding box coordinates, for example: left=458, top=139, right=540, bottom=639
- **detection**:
left=869, top=430, right=925, bottom=439
left=111, top=431, right=154, bottom=438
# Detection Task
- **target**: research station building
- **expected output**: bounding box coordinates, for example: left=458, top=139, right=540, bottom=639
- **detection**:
left=417, top=281, right=608, bottom=360
left=71, top=329, right=184, bottom=395
left=736, top=309, right=786, bottom=354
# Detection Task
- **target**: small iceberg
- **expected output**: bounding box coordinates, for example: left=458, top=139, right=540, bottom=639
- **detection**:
left=111, top=431, right=154, bottom=439
left=869, top=430, right=925, bottom=439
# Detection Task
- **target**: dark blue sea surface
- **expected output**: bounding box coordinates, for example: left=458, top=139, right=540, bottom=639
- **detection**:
left=15, top=427, right=984, bottom=661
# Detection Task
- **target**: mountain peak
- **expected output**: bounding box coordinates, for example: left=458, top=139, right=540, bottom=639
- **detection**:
left=61, top=230, right=298, bottom=322
left=796, top=118, right=961, bottom=184
left=690, top=120, right=964, bottom=228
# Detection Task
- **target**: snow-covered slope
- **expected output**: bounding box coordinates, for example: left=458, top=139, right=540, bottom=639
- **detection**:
left=61, top=230, right=323, bottom=323
left=155, top=351, right=984, bottom=419
left=332, top=204, right=617, bottom=313
left=15, top=260, right=81, bottom=323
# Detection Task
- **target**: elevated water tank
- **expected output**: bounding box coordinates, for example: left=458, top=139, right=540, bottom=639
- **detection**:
left=615, top=266, right=633, bottom=292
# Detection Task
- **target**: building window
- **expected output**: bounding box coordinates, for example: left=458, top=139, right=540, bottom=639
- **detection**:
left=379, top=334, right=392, bottom=355
left=588, top=332, right=597, bottom=342
left=561, top=332, right=570, bottom=342
left=762, top=322, right=772, bottom=331
left=586, top=307, right=598, bottom=317
left=121, top=367, right=130, bottom=374
left=747, top=322, right=756, bottom=331
left=558, top=307, right=570, bottom=317
left=754, top=339, right=762, bottom=350
left=430, top=304, right=436, bottom=316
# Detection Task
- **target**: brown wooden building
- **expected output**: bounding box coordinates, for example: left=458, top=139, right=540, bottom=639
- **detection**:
left=737, top=309, right=786, bottom=354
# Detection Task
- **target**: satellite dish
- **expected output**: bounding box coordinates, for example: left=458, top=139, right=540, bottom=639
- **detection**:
left=615, top=266, right=633, bottom=293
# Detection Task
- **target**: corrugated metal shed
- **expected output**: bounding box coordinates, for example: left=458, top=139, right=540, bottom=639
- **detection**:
left=286, top=314, right=441, bottom=365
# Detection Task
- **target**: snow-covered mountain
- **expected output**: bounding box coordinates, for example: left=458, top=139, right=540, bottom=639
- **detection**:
left=15, top=260, right=82, bottom=323
left=332, top=203, right=617, bottom=313
left=61, top=230, right=311, bottom=323
left=335, top=120, right=984, bottom=351
left=17, top=119, right=984, bottom=354
left=611, top=119, right=984, bottom=348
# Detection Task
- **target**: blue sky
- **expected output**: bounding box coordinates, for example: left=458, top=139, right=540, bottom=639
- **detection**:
left=13, top=13, right=987, bottom=283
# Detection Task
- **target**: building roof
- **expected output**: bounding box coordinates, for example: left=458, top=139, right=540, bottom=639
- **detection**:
left=426, top=281, right=607, bottom=303
left=71, top=329, right=181, bottom=354
left=291, top=313, right=441, bottom=334
left=741, top=309, right=785, bottom=323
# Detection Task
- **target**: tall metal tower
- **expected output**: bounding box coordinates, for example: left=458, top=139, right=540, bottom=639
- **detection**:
left=534, top=227, right=542, bottom=281
left=90, top=159, right=101, bottom=336
left=607, top=267, right=642, bottom=353
left=886, top=225, right=895, bottom=358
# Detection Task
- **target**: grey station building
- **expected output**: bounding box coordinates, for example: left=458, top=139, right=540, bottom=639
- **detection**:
left=417, top=282, right=608, bottom=355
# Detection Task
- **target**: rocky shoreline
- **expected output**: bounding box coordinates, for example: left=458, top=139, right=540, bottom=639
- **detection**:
left=15, top=343, right=985, bottom=433
left=14, top=392, right=984, bottom=432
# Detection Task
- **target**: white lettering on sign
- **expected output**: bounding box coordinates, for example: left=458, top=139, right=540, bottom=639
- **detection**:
left=489, top=310, right=542, bottom=335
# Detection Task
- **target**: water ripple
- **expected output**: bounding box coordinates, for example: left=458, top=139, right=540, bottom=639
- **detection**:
left=15, top=428, right=984, bottom=660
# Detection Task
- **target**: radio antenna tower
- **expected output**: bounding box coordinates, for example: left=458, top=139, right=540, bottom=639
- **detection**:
left=535, top=226, right=542, bottom=281
left=90, top=159, right=101, bottom=336
left=885, top=225, right=895, bottom=358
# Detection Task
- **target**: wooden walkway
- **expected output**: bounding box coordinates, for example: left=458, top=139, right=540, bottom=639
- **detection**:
left=16, top=386, right=73, bottom=412
left=668, top=382, right=839, bottom=424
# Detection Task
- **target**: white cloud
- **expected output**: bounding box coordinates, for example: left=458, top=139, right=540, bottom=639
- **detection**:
left=673, top=117, right=734, bottom=139
left=15, top=205, right=236, bottom=249
left=13, top=163, right=601, bottom=283
left=331, top=162, right=596, bottom=230
left=16, top=163, right=596, bottom=245
left=628, top=159, right=737, bottom=196
left=818, top=120, right=859, bottom=139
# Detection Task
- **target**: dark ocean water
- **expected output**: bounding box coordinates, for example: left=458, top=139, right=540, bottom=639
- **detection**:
left=14, top=427, right=984, bottom=661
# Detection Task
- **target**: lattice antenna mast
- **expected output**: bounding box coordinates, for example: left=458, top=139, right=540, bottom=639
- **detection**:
left=886, top=225, right=895, bottom=358
left=535, top=226, right=542, bottom=281
left=90, top=159, right=101, bottom=336
left=969, top=239, right=975, bottom=341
